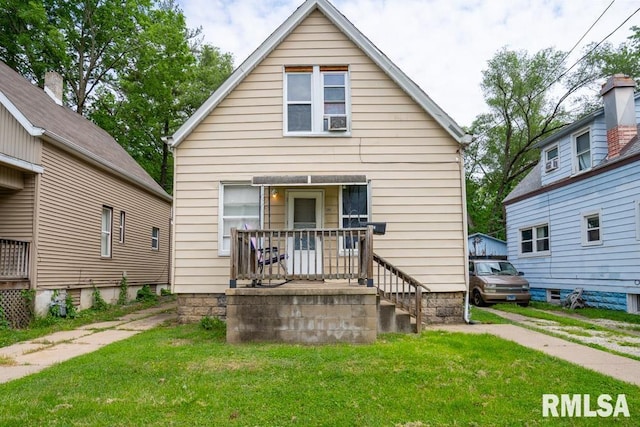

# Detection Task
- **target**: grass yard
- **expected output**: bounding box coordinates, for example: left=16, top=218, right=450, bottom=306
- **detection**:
left=0, top=322, right=638, bottom=426
left=0, top=298, right=172, bottom=348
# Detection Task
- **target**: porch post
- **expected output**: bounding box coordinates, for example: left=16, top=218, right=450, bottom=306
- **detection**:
left=230, top=227, right=237, bottom=288
left=366, top=225, right=374, bottom=287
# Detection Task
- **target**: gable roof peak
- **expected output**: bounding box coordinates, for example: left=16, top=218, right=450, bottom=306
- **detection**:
left=170, top=0, right=468, bottom=147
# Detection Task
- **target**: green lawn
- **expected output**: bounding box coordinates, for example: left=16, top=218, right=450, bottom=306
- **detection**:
left=1, top=322, right=638, bottom=426
left=0, top=298, right=172, bottom=348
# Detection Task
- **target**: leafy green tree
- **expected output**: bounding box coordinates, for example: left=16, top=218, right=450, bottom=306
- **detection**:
left=89, top=2, right=234, bottom=192
left=0, top=0, right=156, bottom=113
left=589, top=26, right=640, bottom=81
left=0, top=0, right=66, bottom=85
left=466, top=47, right=599, bottom=239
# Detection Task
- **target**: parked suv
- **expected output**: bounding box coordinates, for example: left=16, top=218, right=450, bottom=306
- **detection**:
left=469, top=259, right=530, bottom=307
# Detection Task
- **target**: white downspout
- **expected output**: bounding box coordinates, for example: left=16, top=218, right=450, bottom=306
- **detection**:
left=459, top=135, right=473, bottom=323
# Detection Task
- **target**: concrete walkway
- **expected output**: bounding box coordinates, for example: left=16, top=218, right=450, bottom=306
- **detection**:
left=426, top=312, right=640, bottom=387
left=0, top=301, right=176, bottom=384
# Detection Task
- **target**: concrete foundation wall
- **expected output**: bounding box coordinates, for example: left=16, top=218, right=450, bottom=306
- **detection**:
left=422, top=291, right=465, bottom=324
left=177, top=293, right=227, bottom=324
left=225, top=287, right=377, bottom=344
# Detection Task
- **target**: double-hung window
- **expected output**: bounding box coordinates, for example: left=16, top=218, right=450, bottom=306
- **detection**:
left=574, top=130, right=591, bottom=173
left=119, top=211, right=126, bottom=244
left=151, top=227, right=159, bottom=250
left=101, top=206, right=113, bottom=258
left=284, top=65, right=349, bottom=134
left=544, top=145, right=559, bottom=172
left=340, top=184, right=369, bottom=250
left=582, top=211, right=602, bottom=246
left=520, top=224, right=549, bottom=256
left=219, top=183, right=260, bottom=255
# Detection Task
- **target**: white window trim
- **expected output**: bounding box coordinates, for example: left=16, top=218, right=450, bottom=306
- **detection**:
left=518, top=223, right=550, bottom=257
left=218, top=182, right=263, bottom=256
left=636, top=200, right=640, bottom=241
left=283, top=65, right=351, bottom=136
left=582, top=209, right=603, bottom=246
left=101, top=206, right=113, bottom=258
left=338, top=183, right=371, bottom=255
left=572, top=127, right=592, bottom=175
left=119, top=211, right=126, bottom=244
left=151, top=227, right=159, bottom=251
left=543, top=144, right=559, bottom=172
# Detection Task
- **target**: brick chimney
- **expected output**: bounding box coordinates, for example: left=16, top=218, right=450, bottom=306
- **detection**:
left=44, top=71, right=63, bottom=106
left=600, top=74, right=637, bottom=158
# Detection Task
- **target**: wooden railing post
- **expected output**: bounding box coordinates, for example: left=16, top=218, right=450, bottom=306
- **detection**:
left=229, top=228, right=238, bottom=288
left=365, top=226, right=374, bottom=287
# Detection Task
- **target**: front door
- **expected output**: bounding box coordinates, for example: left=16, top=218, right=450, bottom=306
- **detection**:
left=287, top=190, right=323, bottom=275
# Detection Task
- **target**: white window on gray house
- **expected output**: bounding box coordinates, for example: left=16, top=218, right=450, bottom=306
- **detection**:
left=582, top=211, right=602, bottom=246
left=574, top=130, right=591, bottom=172
left=151, top=227, right=159, bottom=250
left=284, top=65, right=349, bottom=134
left=101, top=206, right=113, bottom=257
left=340, top=184, right=369, bottom=250
left=119, top=211, right=126, bottom=244
left=520, top=224, right=549, bottom=255
left=544, top=145, right=559, bottom=172
left=636, top=200, right=640, bottom=240
left=219, top=183, right=260, bottom=255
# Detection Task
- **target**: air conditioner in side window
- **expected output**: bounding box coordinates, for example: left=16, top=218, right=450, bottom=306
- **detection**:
left=545, top=158, right=558, bottom=172
left=327, top=115, right=348, bottom=131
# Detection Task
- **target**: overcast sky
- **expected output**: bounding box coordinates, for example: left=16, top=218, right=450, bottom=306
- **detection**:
left=177, top=0, right=639, bottom=127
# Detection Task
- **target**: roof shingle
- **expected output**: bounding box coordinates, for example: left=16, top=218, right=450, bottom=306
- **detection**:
left=0, top=61, right=170, bottom=201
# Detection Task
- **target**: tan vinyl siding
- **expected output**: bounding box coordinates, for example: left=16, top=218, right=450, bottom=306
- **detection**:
left=0, top=164, right=24, bottom=190
left=173, top=10, right=465, bottom=293
left=36, top=143, right=171, bottom=289
left=0, top=103, right=42, bottom=165
left=0, top=173, right=35, bottom=240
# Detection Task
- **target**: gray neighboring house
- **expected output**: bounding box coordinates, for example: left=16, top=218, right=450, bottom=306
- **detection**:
left=468, top=233, right=507, bottom=259
left=504, top=75, right=640, bottom=312
left=0, top=61, right=172, bottom=325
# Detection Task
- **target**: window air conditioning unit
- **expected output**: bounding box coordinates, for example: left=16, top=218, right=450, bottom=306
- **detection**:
left=327, top=115, right=348, bottom=131
left=545, top=158, right=558, bottom=171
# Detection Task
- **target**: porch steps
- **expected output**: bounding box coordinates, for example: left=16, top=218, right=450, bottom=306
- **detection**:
left=377, top=298, right=417, bottom=334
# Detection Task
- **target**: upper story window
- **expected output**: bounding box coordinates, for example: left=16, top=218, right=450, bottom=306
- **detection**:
left=574, top=129, right=591, bottom=173
left=520, top=224, right=549, bottom=256
left=284, top=65, right=349, bottom=135
left=544, top=145, right=559, bottom=172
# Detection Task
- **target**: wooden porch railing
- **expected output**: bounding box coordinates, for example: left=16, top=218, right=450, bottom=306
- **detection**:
left=230, top=227, right=374, bottom=287
left=373, top=253, right=430, bottom=333
left=0, top=239, right=30, bottom=279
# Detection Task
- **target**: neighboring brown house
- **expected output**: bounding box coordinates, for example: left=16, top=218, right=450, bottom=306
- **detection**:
left=169, top=0, right=472, bottom=328
left=0, top=61, right=172, bottom=324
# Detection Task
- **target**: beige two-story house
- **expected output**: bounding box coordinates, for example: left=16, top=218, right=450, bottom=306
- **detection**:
left=169, top=0, right=471, bottom=326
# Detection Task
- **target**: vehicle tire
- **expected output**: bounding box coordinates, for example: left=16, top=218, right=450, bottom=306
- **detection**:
left=472, top=289, right=486, bottom=307
left=518, top=302, right=529, bottom=307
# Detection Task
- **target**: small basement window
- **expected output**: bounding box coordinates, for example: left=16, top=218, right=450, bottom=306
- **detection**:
left=547, top=289, right=561, bottom=304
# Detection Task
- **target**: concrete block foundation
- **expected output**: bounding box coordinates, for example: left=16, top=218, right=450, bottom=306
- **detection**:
left=225, top=286, right=377, bottom=344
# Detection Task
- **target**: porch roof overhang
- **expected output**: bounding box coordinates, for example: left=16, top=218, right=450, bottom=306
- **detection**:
left=252, top=175, right=367, bottom=186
